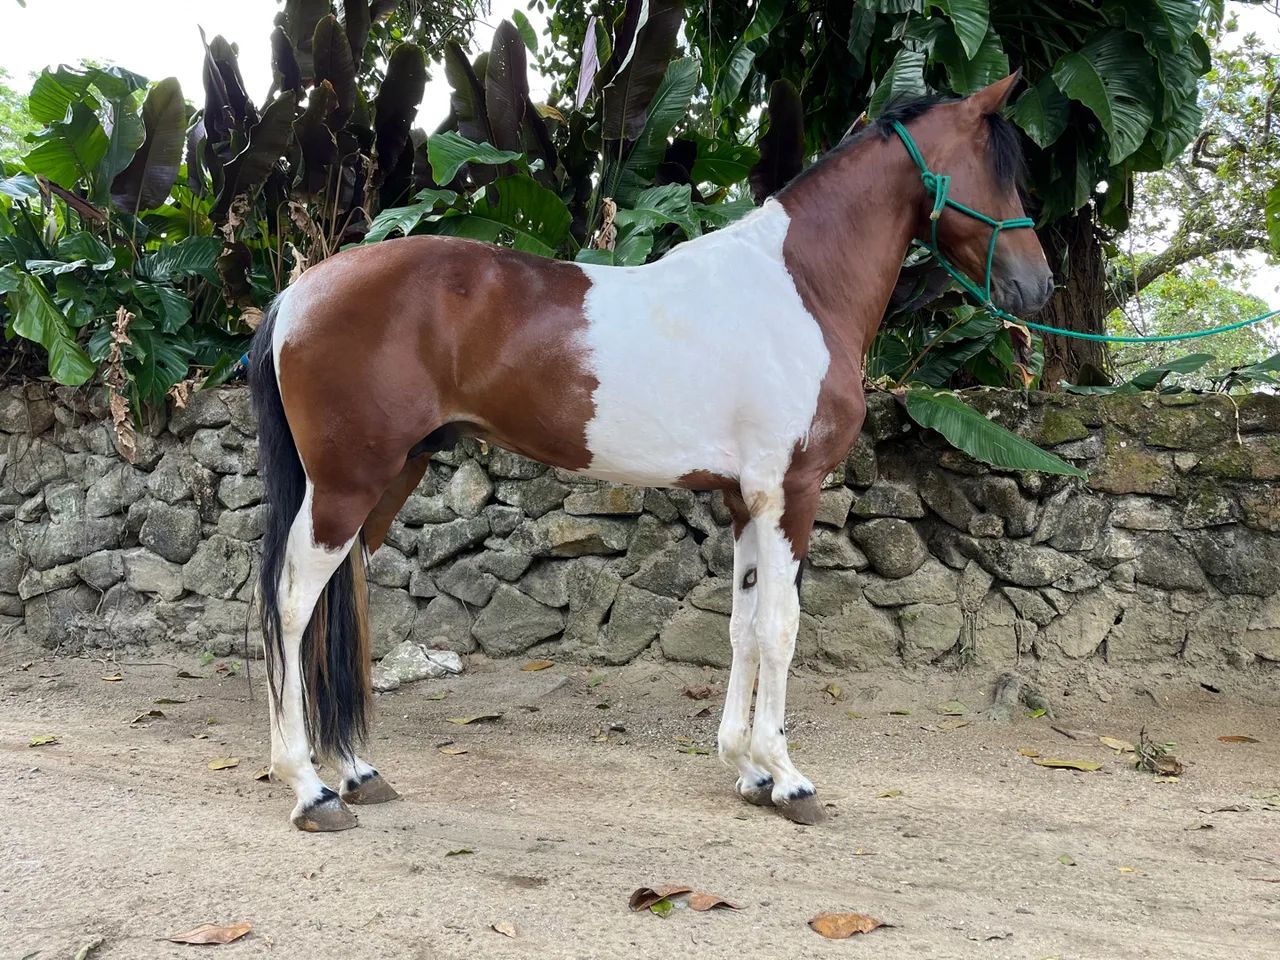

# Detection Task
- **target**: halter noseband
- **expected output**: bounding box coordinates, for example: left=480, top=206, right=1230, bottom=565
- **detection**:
left=891, top=120, right=1034, bottom=310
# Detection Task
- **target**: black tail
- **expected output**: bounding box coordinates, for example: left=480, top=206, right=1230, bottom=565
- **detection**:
left=250, top=297, right=371, bottom=762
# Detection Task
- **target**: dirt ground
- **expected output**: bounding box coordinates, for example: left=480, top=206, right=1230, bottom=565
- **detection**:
left=2, top=638, right=1278, bottom=960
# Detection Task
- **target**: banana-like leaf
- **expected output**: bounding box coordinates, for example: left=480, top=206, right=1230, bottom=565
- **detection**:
left=749, top=78, right=804, bottom=204
left=344, top=0, right=372, bottom=68
left=444, top=43, right=493, bottom=147
left=292, top=81, right=339, bottom=198
left=270, top=26, right=303, bottom=95
left=1051, top=31, right=1159, bottom=165
left=22, top=101, right=109, bottom=189
left=94, top=89, right=146, bottom=203
left=138, top=236, right=223, bottom=282
left=611, top=57, right=699, bottom=202
left=689, top=133, right=758, bottom=187
left=111, top=77, right=185, bottom=215
left=847, top=5, right=876, bottom=75
left=613, top=183, right=700, bottom=239
left=904, top=388, right=1085, bottom=477
left=374, top=43, right=427, bottom=182
left=928, top=0, right=988, bottom=59
left=314, top=14, right=357, bottom=129
left=485, top=21, right=529, bottom=155
left=868, top=48, right=928, bottom=118
left=936, top=27, right=1008, bottom=95
left=1112, top=0, right=1198, bottom=53
left=1010, top=75, right=1070, bottom=149
left=575, top=15, right=600, bottom=109
left=427, top=131, right=522, bottom=187
left=10, top=273, right=95, bottom=385
left=712, top=0, right=784, bottom=113
left=26, top=64, right=147, bottom=124
left=601, top=0, right=684, bottom=141
left=201, top=33, right=253, bottom=147
left=285, top=0, right=330, bottom=80
left=435, top=174, right=571, bottom=257
left=575, top=231, right=654, bottom=266
left=0, top=172, right=39, bottom=200
left=362, top=188, right=458, bottom=243
left=211, top=91, right=298, bottom=223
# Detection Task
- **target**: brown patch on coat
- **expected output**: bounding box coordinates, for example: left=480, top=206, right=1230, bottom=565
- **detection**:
left=276, top=237, right=598, bottom=547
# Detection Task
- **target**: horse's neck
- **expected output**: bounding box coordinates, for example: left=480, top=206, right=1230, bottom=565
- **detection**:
left=776, top=135, right=921, bottom=361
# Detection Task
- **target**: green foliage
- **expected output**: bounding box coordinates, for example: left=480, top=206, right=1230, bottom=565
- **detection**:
left=0, top=69, right=38, bottom=162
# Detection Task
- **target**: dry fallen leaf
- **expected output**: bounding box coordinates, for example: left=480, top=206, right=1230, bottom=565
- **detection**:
left=154, top=697, right=187, bottom=705
left=823, top=682, right=845, bottom=703
left=688, top=892, right=741, bottom=912
left=208, top=757, right=240, bottom=771
left=1058, top=853, right=1076, bottom=866
left=629, top=885, right=693, bottom=912
left=938, top=718, right=970, bottom=732
left=491, top=921, right=517, bottom=938
left=1099, top=736, right=1134, bottom=753
left=1118, top=865, right=1139, bottom=874
left=1017, top=747, right=1039, bottom=757
left=29, top=734, right=60, bottom=747
left=131, top=709, right=165, bottom=724
left=446, top=848, right=474, bottom=857
left=253, top=767, right=271, bottom=782
left=1249, top=877, right=1280, bottom=883
left=446, top=713, right=502, bottom=725
left=521, top=660, right=554, bottom=672
left=808, top=912, right=889, bottom=939
left=101, top=673, right=123, bottom=682
left=935, top=700, right=968, bottom=716
left=423, top=691, right=447, bottom=701
left=166, top=922, right=252, bottom=945
left=682, top=684, right=712, bottom=701
left=176, top=670, right=202, bottom=679
left=877, top=789, right=903, bottom=799
left=1219, top=735, right=1261, bottom=744
left=439, top=744, right=469, bottom=756
left=1032, top=758, right=1102, bottom=772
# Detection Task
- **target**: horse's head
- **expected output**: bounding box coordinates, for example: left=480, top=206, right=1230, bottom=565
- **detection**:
left=894, top=74, right=1053, bottom=316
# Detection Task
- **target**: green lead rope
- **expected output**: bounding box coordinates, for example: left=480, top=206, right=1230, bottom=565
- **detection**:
left=890, top=121, right=1279, bottom=345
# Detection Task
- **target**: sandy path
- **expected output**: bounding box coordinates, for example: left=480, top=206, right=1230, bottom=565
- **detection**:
left=2, top=645, right=1278, bottom=959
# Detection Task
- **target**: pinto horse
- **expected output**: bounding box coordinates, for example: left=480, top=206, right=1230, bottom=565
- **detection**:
left=249, top=74, right=1052, bottom=832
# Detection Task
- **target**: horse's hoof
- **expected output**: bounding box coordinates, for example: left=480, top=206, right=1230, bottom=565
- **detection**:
left=341, top=772, right=400, bottom=805
left=737, top=776, right=775, bottom=807
left=776, top=792, right=828, bottom=826
left=292, top=790, right=359, bottom=832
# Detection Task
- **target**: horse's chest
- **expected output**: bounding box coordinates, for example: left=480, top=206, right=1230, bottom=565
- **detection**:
left=574, top=216, right=830, bottom=487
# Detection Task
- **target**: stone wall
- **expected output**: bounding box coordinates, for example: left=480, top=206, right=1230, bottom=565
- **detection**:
left=3, top=382, right=1279, bottom=669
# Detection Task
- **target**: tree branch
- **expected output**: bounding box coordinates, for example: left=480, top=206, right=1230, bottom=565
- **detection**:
left=1107, top=226, right=1270, bottom=310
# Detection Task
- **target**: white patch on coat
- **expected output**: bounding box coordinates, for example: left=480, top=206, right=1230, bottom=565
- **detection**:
left=575, top=200, right=829, bottom=488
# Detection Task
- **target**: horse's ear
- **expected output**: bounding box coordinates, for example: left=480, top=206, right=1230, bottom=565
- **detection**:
left=968, top=71, right=1021, bottom=114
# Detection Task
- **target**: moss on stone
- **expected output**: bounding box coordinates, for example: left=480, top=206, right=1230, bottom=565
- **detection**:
left=1089, top=429, right=1177, bottom=496
left=1035, top=407, right=1090, bottom=446
left=1196, top=437, right=1280, bottom=480
left=1147, top=405, right=1232, bottom=451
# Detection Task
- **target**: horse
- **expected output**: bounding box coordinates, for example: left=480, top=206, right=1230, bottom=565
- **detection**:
left=248, top=73, right=1052, bottom=832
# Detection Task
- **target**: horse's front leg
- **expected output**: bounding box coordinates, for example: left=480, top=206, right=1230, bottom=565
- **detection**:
left=716, top=503, right=774, bottom=806
left=747, top=483, right=825, bottom=825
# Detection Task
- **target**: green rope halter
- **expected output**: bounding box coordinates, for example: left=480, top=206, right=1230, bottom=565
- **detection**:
left=890, top=120, right=1280, bottom=344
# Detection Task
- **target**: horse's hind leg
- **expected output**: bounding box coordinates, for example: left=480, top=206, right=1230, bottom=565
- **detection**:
left=271, top=484, right=363, bottom=831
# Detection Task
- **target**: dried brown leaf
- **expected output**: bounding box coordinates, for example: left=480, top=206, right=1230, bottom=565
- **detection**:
left=445, top=713, right=503, bottom=725
left=1032, top=758, right=1102, bottom=772
left=823, top=682, right=845, bottom=703
left=521, top=659, right=555, bottom=672
left=1099, top=736, right=1134, bottom=753
left=29, top=734, right=60, bottom=747
left=687, top=891, right=741, bottom=911
left=166, top=921, right=252, bottom=945
left=628, top=885, right=693, bottom=912
left=438, top=744, right=469, bottom=756
left=253, top=767, right=271, bottom=782
left=1219, top=735, right=1261, bottom=744
left=491, top=920, right=517, bottom=938
left=682, top=684, right=712, bottom=701
left=808, top=912, right=889, bottom=939
left=102, top=673, right=123, bottom=682
left=208, top=756, right=240, bottom=771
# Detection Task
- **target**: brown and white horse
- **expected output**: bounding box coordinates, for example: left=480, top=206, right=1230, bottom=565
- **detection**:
left=249, top=74, right=1052, bottom=831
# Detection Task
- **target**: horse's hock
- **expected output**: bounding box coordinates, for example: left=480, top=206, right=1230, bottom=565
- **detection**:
left=3, top=383, right=1280, bottom=670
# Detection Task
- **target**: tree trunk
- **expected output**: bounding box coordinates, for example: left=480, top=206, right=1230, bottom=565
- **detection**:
left=1036, top=206, right=1110, bottom=390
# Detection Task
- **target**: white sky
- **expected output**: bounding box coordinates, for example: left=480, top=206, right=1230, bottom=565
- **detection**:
left=0, top=0, right=1275, bottom=305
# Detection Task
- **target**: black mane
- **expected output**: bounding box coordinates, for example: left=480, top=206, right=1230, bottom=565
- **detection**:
left=778, top=94, right=1026, bottom=196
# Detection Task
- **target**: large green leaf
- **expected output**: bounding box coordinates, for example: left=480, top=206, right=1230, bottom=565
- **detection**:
left=1051, top=31, right=1159, bottom=165
left=936, top=27, right=1008, bottom=95
left=1011, top=76, right=1070, bottom=149
left=436, top=174, right=571, bottom=257
left=712, top=0, right=784, bottom=113
left=0, top=172, right=40, bottom=201
left=904, top=388, right=1085, bottom=477
left=292, top=80, right=338, bottom=197
left=211, top=91, right=298, bottom=222
left=427, top=131, right=522, bottom=187
left=511, top=10, right=539, bottom=53
left=284, top=0, right=330, bottom=79
left=613, top=183, right=700, bottom=239
left=868, top=48, right=928, bottom=118
left=26, top=65, right=147, bottom=124
left=111, top=77, right=185, bottom=215
left=689, top=133, right=759, bottom=187
left=362, top=188, right=458, bottom=243
left=444, top=42, right=493, bottom=146
left=138, top=236, right=223, bottom=283
left=93, top=87, right=146, bottom=202
left=575, top=231, right=654, bottom=266
left=611, top=57, right=699, bottom=201
left=929, top=0, right=989, bottom=59
left=602, top=0, right=684, bottom=141
left=374, top=42, right=428, bottom=198
left=22, top=101, right=109, bottom=189
left=1105, top=0, right=1198, bottom=53
left=10, top=273, right=96, bottom=385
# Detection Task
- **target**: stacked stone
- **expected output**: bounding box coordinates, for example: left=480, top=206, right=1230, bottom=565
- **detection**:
left=2, top=381, right=1278, bottom=669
